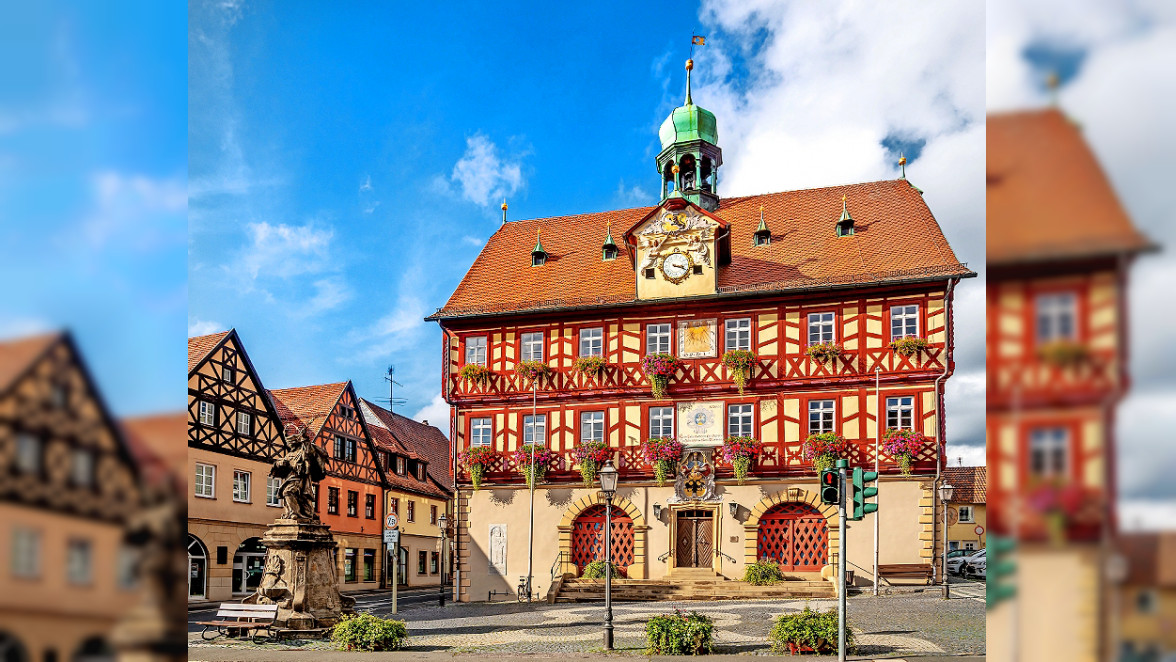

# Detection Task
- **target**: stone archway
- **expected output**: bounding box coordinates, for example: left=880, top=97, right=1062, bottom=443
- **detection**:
left=743, top=487, right=839, bottom=569
left=557, top=492, right=647, bottom=579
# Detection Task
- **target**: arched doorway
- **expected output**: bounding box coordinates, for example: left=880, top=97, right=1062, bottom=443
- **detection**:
left=756, top=502, right=829, bottom=572
left=71, top=637, right=113, bottom=662
left=0, top=631, right=28, bottom=662
left=232, top=537, right=267, bottom=595
left=571, top=504, right=634, bottom=577
left=188, top=534, right=208, bottom=599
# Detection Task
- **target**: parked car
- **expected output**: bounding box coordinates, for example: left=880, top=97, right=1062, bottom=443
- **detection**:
left=965, top=553, right=986, bottom=580
left=947, top=549, right=984, bottom=575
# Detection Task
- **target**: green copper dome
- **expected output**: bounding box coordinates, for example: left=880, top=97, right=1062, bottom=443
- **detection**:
left=659, top=103, right=718, bottom=149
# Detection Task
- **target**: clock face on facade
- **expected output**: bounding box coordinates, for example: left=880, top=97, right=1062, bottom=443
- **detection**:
left=660, top=251, right=693, bottom=284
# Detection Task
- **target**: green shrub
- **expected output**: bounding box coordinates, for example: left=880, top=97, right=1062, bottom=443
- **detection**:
left=581, top=560, right=618, bottom=579
left=645, top=610, right=714, bottom=655
left=331, top=613, right=408, bottom=651
left=769, top=606, right=850, bottom=654
left=743, top=558, right=784, bottom=585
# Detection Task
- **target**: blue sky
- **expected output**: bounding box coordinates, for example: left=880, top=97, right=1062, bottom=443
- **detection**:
left=0, top=2, right=186, bottom=416
left=189, top=1, right=988, bottom=456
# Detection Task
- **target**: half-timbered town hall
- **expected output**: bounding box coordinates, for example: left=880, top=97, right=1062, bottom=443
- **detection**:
left=429, top=60, right=975, bottom=602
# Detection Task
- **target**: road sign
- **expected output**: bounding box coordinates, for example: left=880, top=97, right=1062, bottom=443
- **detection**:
left=385, top=514, right=398, bottom=530
left=974, top=525, right=985, bottom=536
left=384, top=529, right=400, bottom=545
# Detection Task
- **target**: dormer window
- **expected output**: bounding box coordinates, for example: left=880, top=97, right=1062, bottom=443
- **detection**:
left=603, top=245, right=618, bottom=260
left=531, top=252, right=547, bottom=267
left=754, top=230, right=771, bottom=246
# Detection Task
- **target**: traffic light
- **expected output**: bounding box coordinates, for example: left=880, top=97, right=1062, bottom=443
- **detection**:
left=850, top=467, right=879, bottom=520
left=820, top=468, right=840, bottom=505
left=987, top=534, right=1017, bottom=609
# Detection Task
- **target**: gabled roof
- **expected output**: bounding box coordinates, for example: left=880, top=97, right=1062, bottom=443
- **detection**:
left=188, top=330, right=231, bottom=373
left=943, top=466, right=986, bottom=504
left=122, top=412, right=186, bottom=495
left=268, top=382, right=350, bottom=440
left=359, top=403, right=451, bottom=500
left=987, top=109, right=1155, bottom=265
left=361, top=398, right=453, bottom=483
left=429, top=179, right=972, bottom=320
left=0, top=332, right=61, bottom=394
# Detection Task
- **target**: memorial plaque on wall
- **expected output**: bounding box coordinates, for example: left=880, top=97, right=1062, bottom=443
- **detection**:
left=488, top=524, right=507, bottom=575
left=677, top=319, right=717, bottom=358
left=676, top=400, right=724, bottom=446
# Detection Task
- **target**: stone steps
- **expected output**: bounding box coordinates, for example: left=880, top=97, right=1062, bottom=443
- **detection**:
left=555, top=577, right=835, bottom=602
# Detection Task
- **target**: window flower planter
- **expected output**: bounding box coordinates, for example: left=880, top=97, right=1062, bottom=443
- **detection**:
left=720, top=349, right=757, bottom=395
left=458, top=363, right=492, bottom=388
left=1037, top=339, right=1090, bottom=368
left=805, top=342, right=844, bottom=365
left=458, top=446, right=497, bottom=491
left=720, top=436, right=762, bottom=484
left=801, top=433, right=850, bottom=475
left=514, top=360, right=551, bottom=388
left=640, top=437, right=683, bottom=486
left=513, top=444, right=554, bottom=487
left=889, top=337, right=930, bottom=357
left=882, top=428, right=929, bottom=475
left=571, top=441, right=612, bottom=487
left=571, top=356, right=609, bottom=381
left=640, top=353, right=683, bottom=399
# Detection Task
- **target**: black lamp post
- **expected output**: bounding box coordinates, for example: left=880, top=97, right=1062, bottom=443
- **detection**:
left=938, top=482, right=954, bottom=599
left=598, top=459, right=618, bottom=650
left=438, top=512, right=449, bottom=607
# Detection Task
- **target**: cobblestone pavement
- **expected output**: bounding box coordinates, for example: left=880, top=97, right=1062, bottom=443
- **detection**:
left=189, top=580, right=985, bottom=658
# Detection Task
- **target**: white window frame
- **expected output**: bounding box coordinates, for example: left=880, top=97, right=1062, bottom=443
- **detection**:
left=650, top=406, right=674, bottom=438
left=958, top=505, right=975, bottom=523
left=808, top=399, right=836, bottom=435
left=886, top=396, right=915, bottom=430
left=646, top=323, right=672, bottom=355
left=232, top=470, right=251, bottom=503
left=807, top=312, right=836, bottom=345
left=727, top=403, right=754, bottom=437
left=397, top=456, right=406, bottom=474
left=1036, top=292, right=1077, bottom=344
left=523, top=414, right=547, bottom=446
left=1030, top=427, right=1069, bottom=479
left=962, top=541, right=976, bottom=551
left=580, top=411, right=605, bottom=444
left=15, top=433, right=41, bottom=474
left=66, top=539, right=92, bottom=586
left=521, top=332, right=545, bottom=362
left=890, top=304, right=919, bottom=340
left=236, top=410, right=252, bottom=435
left=11, top=528, right=41, bottom=579
left=198, top=400, right=215, bottom=426
left=470, top=418, right=492, bottom=447
left=194, top=463, right=216, bottom=498
left=579, top=328, right=604, bottom=357
left=118, top=545, right=139, bottom=591
left=465, top=336, right=488, bottom=365
left=221, top=364, right=234, bottom=383
left=72, top=448, right=93, bottom=488
left=725, top=318, right=752, bottom=352
left=266, top=476, right=282, bottom=507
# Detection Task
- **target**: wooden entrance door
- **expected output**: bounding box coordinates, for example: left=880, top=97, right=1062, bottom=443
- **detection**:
left=675, top=510, right=714, bottom=568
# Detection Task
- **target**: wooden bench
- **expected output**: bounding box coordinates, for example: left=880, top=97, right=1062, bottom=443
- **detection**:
left=877, top=563, right=935, bottom=585
left=195, top=603, right=279, bottom=641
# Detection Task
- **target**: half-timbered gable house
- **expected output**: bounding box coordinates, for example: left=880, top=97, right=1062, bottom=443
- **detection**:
left=0, top=332, right=142, bottom=661
left=430, top=61, right=975, bottom=602
left=268, top=382, right=389, bottom=591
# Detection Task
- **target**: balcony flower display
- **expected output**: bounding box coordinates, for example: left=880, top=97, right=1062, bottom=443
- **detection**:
left=571, top=440, right=612, bottom=487
left=1037, top=339, right=1090, bottom=368
left=641, top=437, right=684, bottom=486
left=513, top=444, right=555, bottom=488
left=458, top=445, right=497, bottom=491
left=1027, top=481, right=1098, bottom=546
left=572, top=356, right=609, bottom=381
left=805, top=342, right=844, bottom=365
left=801, top=433, right=850, bottom=475
left=889, top=337, right=930, bottom=357
left=720, top=436, right=762, bottom=484
left=640, top=353, right=683, bottom=399
left=514, top=360, right=551, bottom=388
left=458, top=363, right=492, bottom=387
left=720, top=350, right=757, bottom=395
left=882, top=428, right=929, bottom=475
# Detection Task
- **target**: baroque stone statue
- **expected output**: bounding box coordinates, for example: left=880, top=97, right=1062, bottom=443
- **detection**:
left=270, top=421, right=328, bottom=521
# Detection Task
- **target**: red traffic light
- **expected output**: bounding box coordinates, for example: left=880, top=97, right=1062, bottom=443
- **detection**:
left=822, top=470, right=837, bottom=485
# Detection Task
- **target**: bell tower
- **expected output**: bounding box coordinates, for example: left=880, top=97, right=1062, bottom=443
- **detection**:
left=657, top=59, right=723, bottom=211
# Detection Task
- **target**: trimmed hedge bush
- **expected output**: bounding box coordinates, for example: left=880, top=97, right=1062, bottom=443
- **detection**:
left=581, top=559, right=619, bottom=579
left=743, top=558, right=785, bottom=585
left=331, top=613, right=408, bottom=651
left=645, top=610, right=714, bottom=655
left=769, top=606, right=850, bottom=654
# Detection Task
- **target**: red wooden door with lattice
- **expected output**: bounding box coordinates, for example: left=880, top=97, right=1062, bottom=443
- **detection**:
left=756, top=502, right=828, bottom=572
left=570, top=505, right=634, bottom=577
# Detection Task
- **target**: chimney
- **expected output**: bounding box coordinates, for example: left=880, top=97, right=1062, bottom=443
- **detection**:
left=421, top=420, right=428, bottom=426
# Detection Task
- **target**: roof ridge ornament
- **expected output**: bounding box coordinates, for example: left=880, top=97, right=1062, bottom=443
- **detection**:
left=501, top=198, right=508, bottom=225
left=685, top=58, right=694, bottom=106
left=899, top=152, right=907, bottom=179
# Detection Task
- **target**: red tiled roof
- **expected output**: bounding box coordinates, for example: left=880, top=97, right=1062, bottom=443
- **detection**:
left=268, top=382, right=349, bottom=440
left=431, top=179, right=972, bottom=319
left=987, top=109, right=1155, bottom=265
left=943, top=466, right=986, bottom=504
left=188, top=330, right=230, bottom=373
left=362, top=399, right=453, bottom=483
left=122, top=412, right=186, bottom=495
left=1119, top=533, right=1176, bottom=588
left=362, top=419, right=451, bottom=500
left=0, top=332, right=61, bottom=392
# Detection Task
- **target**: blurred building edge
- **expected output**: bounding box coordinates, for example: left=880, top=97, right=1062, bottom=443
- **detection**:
left=986, top=108, right=1159, bottom=662
left=942, top=466, right=986, bottom=552
left=1117, top=533, right=1176, bottom=661
left=0, top=331, right=184, bottom=662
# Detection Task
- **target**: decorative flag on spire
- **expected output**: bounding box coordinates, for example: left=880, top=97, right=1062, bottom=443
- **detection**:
left=692, top=35, right=706, bottom=45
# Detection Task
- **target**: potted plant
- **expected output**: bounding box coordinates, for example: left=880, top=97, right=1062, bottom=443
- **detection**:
left=805, top=342, right=844, bottom=365
left=581, top=559, right=618, bottom=579
left=640, top=437, right=683, bottom=486
left=514, top=360, right=551, bottom=388
left=512, top=444, right=554, bottom=487
left=720, top=349, right=757, bottom=395
left=882, top=428, right=929, bottom=475
left=459, top=363, right=492, bottom=387
left=644, top=609, right=714, bottom=655
left=801, top=432, right=850, bottom=475
left=743, top=558, right=784, bottom=586
left=458, top=445, right=497, bottom=491
left=640, top=352, right=683, bottom=399
left=571, top=440, right=611, bottom=487
left=572, top=356, right=609, bottom=381
left=720, top=435, right=762, bottom=484
left=889, top=337, right=930, bottom=357
left=1037, top=339, right=1090, bottom=367
left=769, top=606, right=848, bottom=655
left=330, top=613, right=409, bottom=651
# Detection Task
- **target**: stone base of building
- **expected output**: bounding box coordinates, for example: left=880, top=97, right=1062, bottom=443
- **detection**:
left=245, top=519, right=356, bottom=629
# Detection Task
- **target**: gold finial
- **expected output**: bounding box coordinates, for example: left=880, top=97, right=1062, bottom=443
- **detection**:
left=842, top=195, right=846, bottom=202
left=1046, top=71, right=1060, bottom=106
left=685, top=58, right=694, bottom=71
left=501, top=199, right=508, bottom=211
left=672, top=164, right=680, bottom=174
left=899, top=152, right=907, bottom=179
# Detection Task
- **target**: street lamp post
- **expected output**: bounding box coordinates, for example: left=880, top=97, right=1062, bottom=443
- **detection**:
left=438, top=513, right=449, bottom=607
left=938, top=482, right=954, bottom=599
left=598, top=459, right=618, bottom=651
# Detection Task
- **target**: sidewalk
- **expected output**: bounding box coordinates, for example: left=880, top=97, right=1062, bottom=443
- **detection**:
left=188, top=652, right=984, bottom=662
left=188, top=587, right=437, bottom=611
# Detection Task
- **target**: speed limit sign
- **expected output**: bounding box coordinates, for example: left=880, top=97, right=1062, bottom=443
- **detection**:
left=385, top=513, right=399, bottom=530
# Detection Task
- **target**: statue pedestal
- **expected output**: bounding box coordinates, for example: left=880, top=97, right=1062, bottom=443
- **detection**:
left=246, top=519, right=355, bottom=629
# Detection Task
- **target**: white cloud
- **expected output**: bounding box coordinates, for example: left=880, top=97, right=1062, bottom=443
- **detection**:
left=449, top=133, right=524, bottom=207
left=239, top=221, right=335, bottom=281
left=461, top=235, right=483, bottom=247
left=187, top=319, right=224, bottom=337
left=79, top=171, right=187, bottom=250
left=413, top=392, right=451, bottom=428
left=301, top=277, right=353, bottom=316
left=1119, top=499, right=1176, bottom=532
left=0, top=317, right=54, bottom=340
left=345, top=294, right=428, bottom=363
left=614, top=179, right=652, bottom=208
left=359, top=174, right=373, bottom=192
